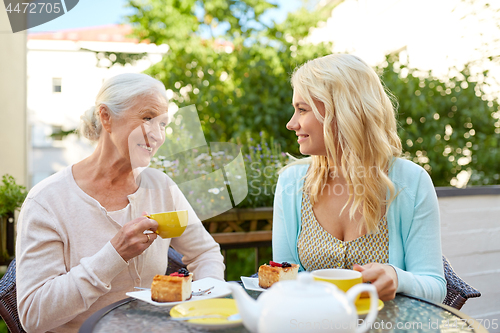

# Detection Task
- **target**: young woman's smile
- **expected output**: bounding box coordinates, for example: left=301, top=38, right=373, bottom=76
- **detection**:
left=287, top=91, right=327, bottom=156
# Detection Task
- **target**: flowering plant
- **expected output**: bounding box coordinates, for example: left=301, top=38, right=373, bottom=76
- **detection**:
left=234, top=132, right=290, bottom=209
left=149, top=133, right=290, bottom=218
left=150, top=145, right=241, bottom=220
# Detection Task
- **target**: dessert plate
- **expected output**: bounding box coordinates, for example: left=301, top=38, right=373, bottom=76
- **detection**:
left=126, top=277, right=231, bottom=307
left=170, top=298, right=243, bottom=329
left=240, top=276, right=266, bottom=292
left=240, top=277, right=384, bottom=315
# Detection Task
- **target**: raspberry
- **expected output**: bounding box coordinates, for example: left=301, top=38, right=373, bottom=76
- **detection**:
left=170, top=272, right=180, bottom=277
left=270, top=261, right=282, bottom=267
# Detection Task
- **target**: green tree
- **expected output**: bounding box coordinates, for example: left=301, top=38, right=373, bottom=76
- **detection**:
left=380, top=54, right=500, bottom=186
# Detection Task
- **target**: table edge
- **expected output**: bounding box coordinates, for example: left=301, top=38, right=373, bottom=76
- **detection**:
left=400, top=293, right=488, bottom=333
left=78, top=297, right=134, bottom=333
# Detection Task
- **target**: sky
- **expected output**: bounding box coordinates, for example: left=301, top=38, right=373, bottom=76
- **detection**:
left=28, top=0, right=134, bottom=32
left=28, top=0, right=302, bottom=33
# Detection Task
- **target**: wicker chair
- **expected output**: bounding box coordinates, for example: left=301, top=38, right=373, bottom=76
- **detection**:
left=0, top=250, right=184, bottom=333
left=442, top=255, right=481, bottom=310
left=0, top=258, right=26, bottom=333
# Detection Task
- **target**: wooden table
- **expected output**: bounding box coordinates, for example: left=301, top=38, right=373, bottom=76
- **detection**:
left=80, top=289, right=489, bottom=333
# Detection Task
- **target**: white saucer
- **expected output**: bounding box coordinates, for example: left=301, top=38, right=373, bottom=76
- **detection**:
left=126, top=277, right=231, bottom=307
left=240, top=276, right=266, bottom=292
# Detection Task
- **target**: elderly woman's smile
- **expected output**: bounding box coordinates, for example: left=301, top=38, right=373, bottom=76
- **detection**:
left=105, top=93, right=169, bottom=169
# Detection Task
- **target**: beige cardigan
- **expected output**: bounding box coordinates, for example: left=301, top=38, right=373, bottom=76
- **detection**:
left=16, top=166, right=225, bottom=333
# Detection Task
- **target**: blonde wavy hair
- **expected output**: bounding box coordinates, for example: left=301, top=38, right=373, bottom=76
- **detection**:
left=290, top=54, right=402, bottom=233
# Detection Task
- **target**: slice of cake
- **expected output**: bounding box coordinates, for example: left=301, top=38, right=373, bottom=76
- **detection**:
left=258, top=261, right=299, bottom=289
left=151, top=268, right=193, bottom=302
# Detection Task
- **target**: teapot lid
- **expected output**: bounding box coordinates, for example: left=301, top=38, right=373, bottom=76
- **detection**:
left=271, top=272, right=339, bottom=298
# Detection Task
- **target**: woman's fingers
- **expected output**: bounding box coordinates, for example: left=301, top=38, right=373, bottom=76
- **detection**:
left=137, top=216, right=158, bottom=233
left=140, top=211, right=159, bottom=234
left=356, top=263, right=381, bottom=282
left=355, top=263, right=397, bottom=301
left=353, top=264, right=364, bottom=272
left=134, top=217, right=158, bottom=244
left=111, top=216, right=159, bottom=262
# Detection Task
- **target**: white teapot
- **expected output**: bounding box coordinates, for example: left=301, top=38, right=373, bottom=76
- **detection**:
left=228, top=272, right=379, bottom=333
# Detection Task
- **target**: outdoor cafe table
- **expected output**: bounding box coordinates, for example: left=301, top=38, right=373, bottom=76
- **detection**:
left=79, top=287, right=488, bottom=333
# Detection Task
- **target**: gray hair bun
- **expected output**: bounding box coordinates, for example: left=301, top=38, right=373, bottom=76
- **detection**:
left=79, top=106, right=102, bottom=141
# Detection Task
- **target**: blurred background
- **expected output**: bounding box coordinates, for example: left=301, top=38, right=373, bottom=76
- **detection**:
left=1, top=0, right=500, bottom=331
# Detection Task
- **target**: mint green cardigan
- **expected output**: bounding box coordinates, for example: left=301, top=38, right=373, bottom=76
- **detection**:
left=272, top=158, right=446, bottom=303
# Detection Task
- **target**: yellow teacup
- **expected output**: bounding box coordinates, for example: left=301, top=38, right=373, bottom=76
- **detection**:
left=146, top=210, right=188, bottom=239
left=311, top=269, right=363, bottom=300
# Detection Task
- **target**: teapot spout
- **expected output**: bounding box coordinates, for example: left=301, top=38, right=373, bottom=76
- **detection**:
left=227, top=282, right=261, bottom=333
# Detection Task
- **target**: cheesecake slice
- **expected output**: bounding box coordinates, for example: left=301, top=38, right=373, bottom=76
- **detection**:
left=258, top=261, right=299, bottom=289
left=151, top=269, right=193, bottom=302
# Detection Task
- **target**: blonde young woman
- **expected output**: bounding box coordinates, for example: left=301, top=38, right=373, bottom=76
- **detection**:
left=272, top=54, right=446, bottom=303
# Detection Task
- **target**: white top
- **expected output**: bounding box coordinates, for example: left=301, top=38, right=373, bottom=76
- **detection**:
left=16, top=166, right=225, bottom=333
left=106, top=204, right=132, bottom=226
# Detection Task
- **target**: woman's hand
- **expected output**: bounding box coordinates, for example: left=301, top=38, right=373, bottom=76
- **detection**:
left=353, top=263, right=398, bottom=301
left=110, top=211, right=159, bottom=262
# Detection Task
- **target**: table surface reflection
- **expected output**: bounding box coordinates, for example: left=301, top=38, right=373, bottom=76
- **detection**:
left=84, top=290, right=485, bottom=333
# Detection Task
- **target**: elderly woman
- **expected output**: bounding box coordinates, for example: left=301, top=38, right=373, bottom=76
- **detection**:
left=16, top=73, right=225, bottom=332
left=273, top=54, right=446, bottom=303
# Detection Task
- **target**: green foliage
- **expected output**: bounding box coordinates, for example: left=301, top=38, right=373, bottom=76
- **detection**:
left=127, top=0, right=277, bottom=46
left=0, top=175, right=27, bottom=217
left=150, top=144, right=235, bottom=220
left=233, top=132, right=289, bottom=208
left=225, top=246, right=272, bottom=281
left=50, top=128, right=77, bottom=140
left=81, top=48, right=149, bottom=68
left=379, top=54, right=500, bottom=186
left=0, top=276, right=6, bottom=332
left=0, top=318, right=7, bottom=333
left=126, top=0, right=334, bottom=150
left=226, top=248, right=257, bottom=281
left=149, top=133, right=288, bottom=212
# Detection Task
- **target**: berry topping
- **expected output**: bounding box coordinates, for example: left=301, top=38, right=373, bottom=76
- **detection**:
left=281, top=262, right=292, bottom=268
left=270, top=261, right=282, bottom=267
left=178, top=268, right=190, bottom=276
left=169, top=268, right=190, bottom=277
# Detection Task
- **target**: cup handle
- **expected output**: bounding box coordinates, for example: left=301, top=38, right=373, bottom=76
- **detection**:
left=346, top=284, right=378, bottom=333
left=144, top=215, right=159, bottom=235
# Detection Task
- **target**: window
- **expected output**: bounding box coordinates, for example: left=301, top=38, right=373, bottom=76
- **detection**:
left=53, top=78, right=62, bottom=93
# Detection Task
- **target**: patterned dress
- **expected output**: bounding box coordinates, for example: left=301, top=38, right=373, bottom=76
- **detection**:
left=297, top=193, right=389, bottom=271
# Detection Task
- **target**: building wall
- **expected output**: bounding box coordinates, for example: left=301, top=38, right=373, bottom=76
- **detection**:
left=27, top=39, right=165, bottom=187
left=0, top=10, right=27, bottom=186
left=439, top=193, right=500, bottom=332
